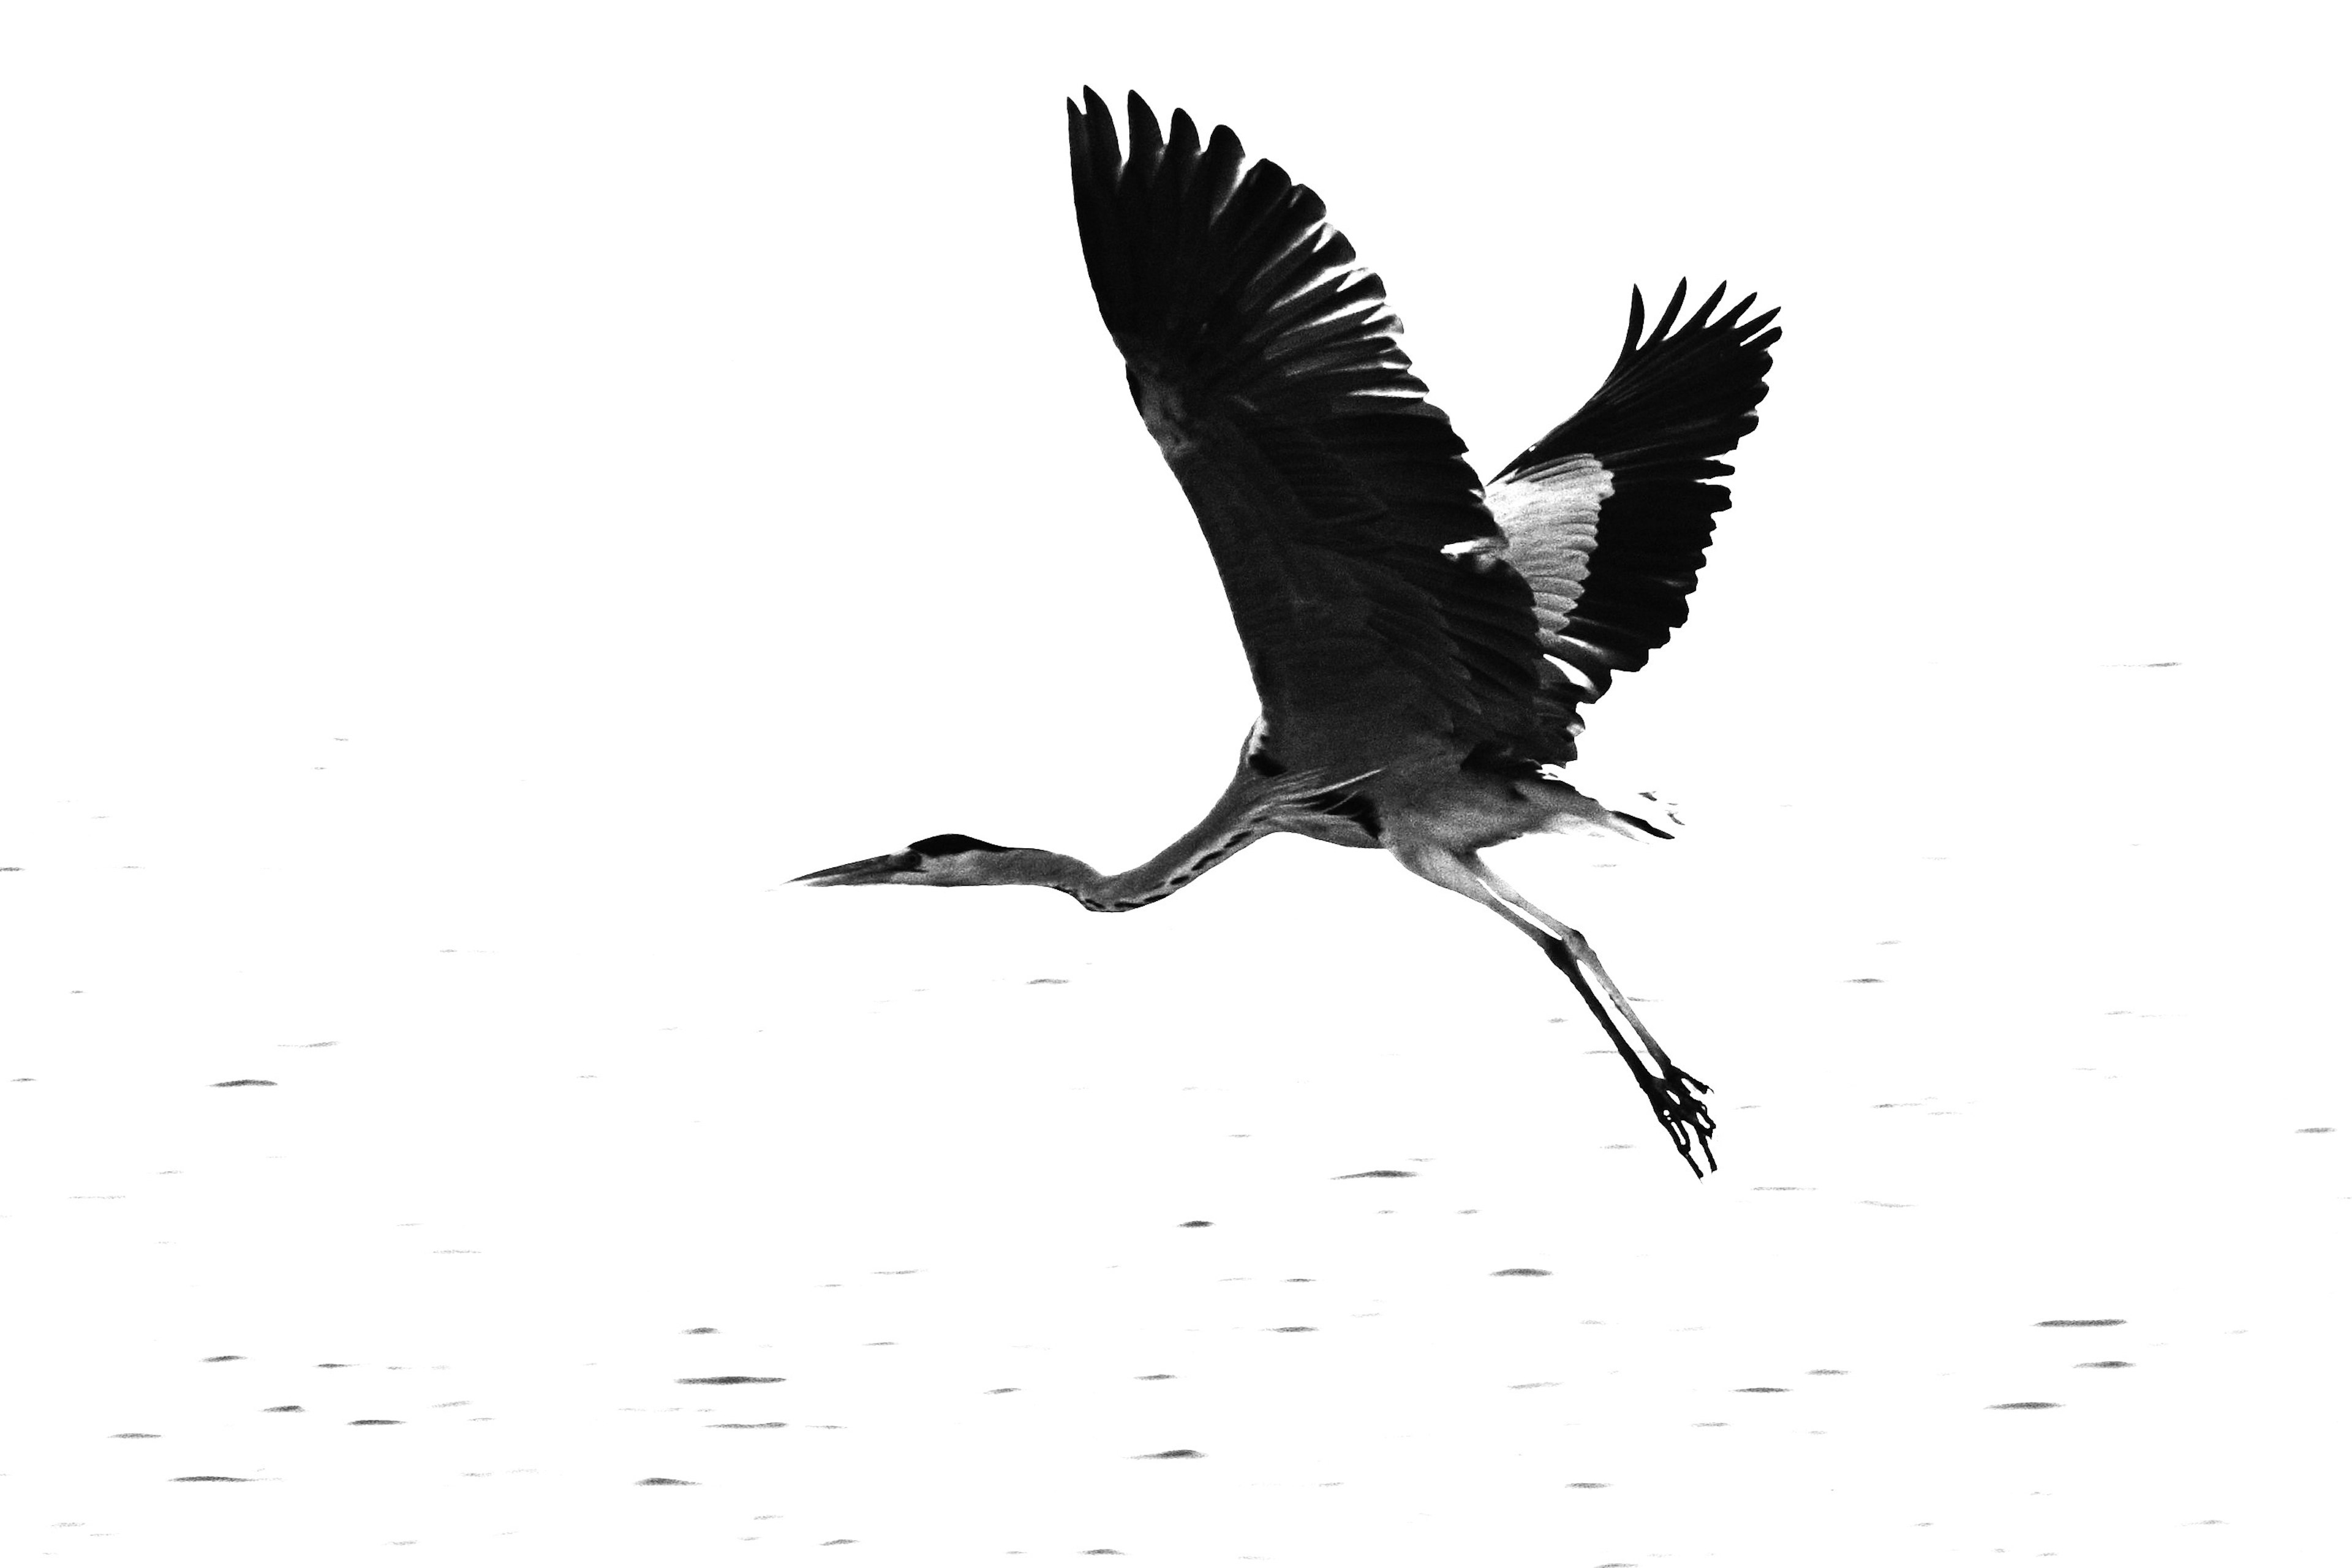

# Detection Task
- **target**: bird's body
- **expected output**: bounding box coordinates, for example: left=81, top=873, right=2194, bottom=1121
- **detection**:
left=798, top=91, right=1779, bottom=1177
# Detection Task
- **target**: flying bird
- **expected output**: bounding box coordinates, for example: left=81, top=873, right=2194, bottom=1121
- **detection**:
left=797, top=90, right=1778, bottom=1177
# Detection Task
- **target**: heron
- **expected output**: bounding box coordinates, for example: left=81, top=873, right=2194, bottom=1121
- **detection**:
left=796, top=89, right=1778, bottom=1178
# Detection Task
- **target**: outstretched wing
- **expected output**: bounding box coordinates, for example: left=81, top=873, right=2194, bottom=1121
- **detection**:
left=1067, top=89, right=1556, bottom=773
left=1487, top=282, right=1779, bottom=747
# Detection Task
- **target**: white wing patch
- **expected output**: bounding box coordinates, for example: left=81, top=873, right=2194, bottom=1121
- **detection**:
left=1485, top=454, right=1612, bottom=690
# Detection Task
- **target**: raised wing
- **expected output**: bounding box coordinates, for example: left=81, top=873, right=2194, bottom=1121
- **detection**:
left=1067, top=89, right=1556, bottom=773
left=1488, top=283, right=1779, bottom=742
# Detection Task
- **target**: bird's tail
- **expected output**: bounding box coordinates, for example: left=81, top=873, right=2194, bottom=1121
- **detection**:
left=1537, top=774, right=1682, bottom=840
left=1603, top=793, right=1679, bottom=840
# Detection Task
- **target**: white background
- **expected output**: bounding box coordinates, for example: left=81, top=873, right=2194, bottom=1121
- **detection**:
left=2, top=2, right=2345, bottom=1563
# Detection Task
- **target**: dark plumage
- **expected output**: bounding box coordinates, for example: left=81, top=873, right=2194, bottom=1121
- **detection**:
left=1490, top=282, right=1779, bottom=725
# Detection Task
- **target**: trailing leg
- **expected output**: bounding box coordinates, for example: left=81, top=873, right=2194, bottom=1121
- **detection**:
left=1533, top=929, right=1716, bottom=1177
left=1392, top=843, right=1717, bottom=1177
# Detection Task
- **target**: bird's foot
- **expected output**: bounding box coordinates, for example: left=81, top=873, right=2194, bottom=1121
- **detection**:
left=1626, top=1054, right=1717, bottom=1179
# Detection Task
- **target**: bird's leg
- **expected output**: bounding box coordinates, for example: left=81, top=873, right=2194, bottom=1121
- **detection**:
left=1468, top=859, right=1716, bottom=1176
left=1534, top=929, right=1716, bottom=1178
left=1393, top=845, right=1717, bottom=1177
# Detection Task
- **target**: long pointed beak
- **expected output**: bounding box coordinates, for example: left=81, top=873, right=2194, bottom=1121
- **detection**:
left=790, top=851, right=919, bottom=888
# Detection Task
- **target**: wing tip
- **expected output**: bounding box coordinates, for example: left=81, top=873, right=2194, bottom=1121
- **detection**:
left=1650, top=278, right=1691, bottom=344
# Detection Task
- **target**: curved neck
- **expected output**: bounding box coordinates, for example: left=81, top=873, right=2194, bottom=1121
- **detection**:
left=984, top=757, right=1380, bottom=912
left=1086, top=779, right=1270, bottom=911
left=1000, top=767, right=1273, bottom=913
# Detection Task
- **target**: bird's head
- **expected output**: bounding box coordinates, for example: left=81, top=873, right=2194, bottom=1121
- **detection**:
left=792, top=833, right=1064, bottom=890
